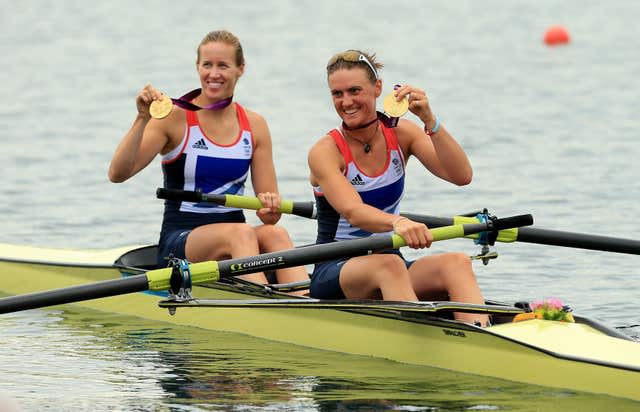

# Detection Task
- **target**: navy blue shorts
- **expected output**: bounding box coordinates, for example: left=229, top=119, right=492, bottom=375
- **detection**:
left=310, top=250, right=413, bottom=299
left=157, top=229, right=191, bottom=268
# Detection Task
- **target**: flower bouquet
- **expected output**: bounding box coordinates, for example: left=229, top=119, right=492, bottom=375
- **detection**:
left=513, top=298, right=575, bottom=323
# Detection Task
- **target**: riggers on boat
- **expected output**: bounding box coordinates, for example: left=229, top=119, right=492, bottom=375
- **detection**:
left=1, top=242, right=639, bottom=402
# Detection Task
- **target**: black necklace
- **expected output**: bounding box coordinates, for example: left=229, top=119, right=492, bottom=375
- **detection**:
left=343, top=122, right=379, bottom=154
left=343, top=111, right=400, bottom=130
left=342, top=116, right=378, bottom=131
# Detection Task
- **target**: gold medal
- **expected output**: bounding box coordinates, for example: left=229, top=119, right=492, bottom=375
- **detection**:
left=149, top=94, right=173, bottom=119
left=382, top=92, right=409, bottom=117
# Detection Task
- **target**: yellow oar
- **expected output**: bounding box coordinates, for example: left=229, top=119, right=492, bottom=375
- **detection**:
left=156, top=188, right=316, bottom=218
left=0, top=214, right=533, bottom=314
left=157, top=189, right=640, bottom=255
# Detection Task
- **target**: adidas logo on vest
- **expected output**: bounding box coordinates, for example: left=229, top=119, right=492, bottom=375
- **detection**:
left=192, top=138, right=208, bottom=150
left=350, top=174, right=365, bottom=186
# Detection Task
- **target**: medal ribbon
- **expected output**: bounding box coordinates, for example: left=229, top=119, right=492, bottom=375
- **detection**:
left=377, top=111, right=399, bottom=128
left=171, top=88, right=233, bottom=111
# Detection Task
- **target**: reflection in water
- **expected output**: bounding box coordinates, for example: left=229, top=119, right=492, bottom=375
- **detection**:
left=1, top=307, right=638, bottom=411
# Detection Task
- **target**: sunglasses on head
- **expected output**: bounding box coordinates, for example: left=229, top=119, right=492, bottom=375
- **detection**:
left=327, top=50, right=378, bottom=80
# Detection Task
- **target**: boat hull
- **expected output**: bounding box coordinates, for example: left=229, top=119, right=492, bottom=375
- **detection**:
left=1, top=242, right=639, bottom=402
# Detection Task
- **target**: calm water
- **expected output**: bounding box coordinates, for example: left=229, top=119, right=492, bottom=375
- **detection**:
left=1, top=0, right=639, bottom=410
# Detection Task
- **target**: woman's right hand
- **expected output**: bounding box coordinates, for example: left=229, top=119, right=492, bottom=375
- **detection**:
left=256, top=192, right=283, bottom=225
left=136, top=84, right=164, bottom=118
left=392, top=216, right=433, bottom=249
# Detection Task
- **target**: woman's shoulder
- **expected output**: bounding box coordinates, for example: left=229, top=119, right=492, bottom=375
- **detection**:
left=309, top=133, right=341, bottom=158
left=239, top=105, right=269, bottom=139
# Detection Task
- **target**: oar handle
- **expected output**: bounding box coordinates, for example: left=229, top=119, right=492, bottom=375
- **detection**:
left=157, top=187, right=207, bottom=203
left=156, top=188, right=317, bottom=219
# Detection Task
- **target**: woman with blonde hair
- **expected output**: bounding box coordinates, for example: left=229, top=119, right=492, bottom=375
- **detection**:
left=109, top=30, right=308, bottom=287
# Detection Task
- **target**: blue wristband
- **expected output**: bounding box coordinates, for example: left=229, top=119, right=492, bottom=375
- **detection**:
left=425, top=115, right=440, bottom=136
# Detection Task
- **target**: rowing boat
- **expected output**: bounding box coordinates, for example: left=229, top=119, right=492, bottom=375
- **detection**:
left=1, top=238, right=639, bottom=402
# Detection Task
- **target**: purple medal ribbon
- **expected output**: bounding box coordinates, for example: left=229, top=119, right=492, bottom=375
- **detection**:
left=377, top=111, right=399, bottom=128
left=171, top=88, right=233, bottom=111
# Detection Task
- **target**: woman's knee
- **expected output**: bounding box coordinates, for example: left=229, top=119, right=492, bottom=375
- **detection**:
left=224, top=224, right=263, bottom=259
left=232, top=224, right=260, bottom=244
left=374, top=254, right=411, bottom=282
left=448, top=252, right=473, bottom=268
left=442, top=252, right=478, bottom=283
left=257, top=225, right=293, bottom=248
left=263, top=224, right=290, bottom=238
left=186, top=223, right=257, bottom=261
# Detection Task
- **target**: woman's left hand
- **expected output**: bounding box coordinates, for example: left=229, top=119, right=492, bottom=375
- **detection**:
left=394, top=84, right=436, bottom=127
left=256, top=192, right=282, bottom=224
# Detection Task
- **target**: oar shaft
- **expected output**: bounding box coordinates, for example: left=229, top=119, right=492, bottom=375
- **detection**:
left=216, top=235, right=399, bottom=278
left=0, top=274, right=150, bottom=314
left=517, top=227, right=640, bottom=255
left=400, top=213, right=452, bottom=228
left=156, top=188, right=317, bottom=219
left=402, top=212, right=640, bottom=255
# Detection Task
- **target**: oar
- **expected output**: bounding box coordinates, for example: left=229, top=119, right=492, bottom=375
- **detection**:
left=0, top=214, right=532, bottom=314
left=156, top=188, right=316, bottom=219
left=157, top=188, right=640, bottom=255
left=156, top=188, right=517, bottom=242
left=401, top=213, right=640, bottom=255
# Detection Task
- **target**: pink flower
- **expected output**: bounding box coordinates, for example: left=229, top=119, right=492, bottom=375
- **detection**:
left=531, top=298, right=564, bottom=311
left=546, top=298, right=564, bottom=309
left=526, top=298, right=574, bottom=322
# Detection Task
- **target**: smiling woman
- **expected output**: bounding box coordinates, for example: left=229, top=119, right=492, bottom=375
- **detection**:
left=308, top=49, right=487, bottom=325
left=107, top=29, right=309, bottom=290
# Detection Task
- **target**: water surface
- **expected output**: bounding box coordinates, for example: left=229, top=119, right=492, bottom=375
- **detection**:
left=1, top=1, right=638, bottom=410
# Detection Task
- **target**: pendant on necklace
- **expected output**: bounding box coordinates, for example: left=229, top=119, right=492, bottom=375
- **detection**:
left=363, top=143, right=371, bottom=153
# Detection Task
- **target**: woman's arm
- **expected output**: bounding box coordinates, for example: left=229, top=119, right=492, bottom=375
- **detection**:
left=108, top=85, right=171, bottom=183
left=399, top=119, right=472, bottom=186
left=393, top=84, right=472, bottom=186
left=247, top=111, right=281, bottom=225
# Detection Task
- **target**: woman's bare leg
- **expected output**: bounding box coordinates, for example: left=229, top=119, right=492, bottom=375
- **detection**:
left=185, top=223, right=268, bottom=284
left=340, top=254, right=417, bottom=301
left=409, top=252, right=490, bottom=326
left=255, top=224, right=309, bottom=295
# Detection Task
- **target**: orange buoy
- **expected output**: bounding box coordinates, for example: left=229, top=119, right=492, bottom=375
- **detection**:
left=544, top=25, right=570, bottom=46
